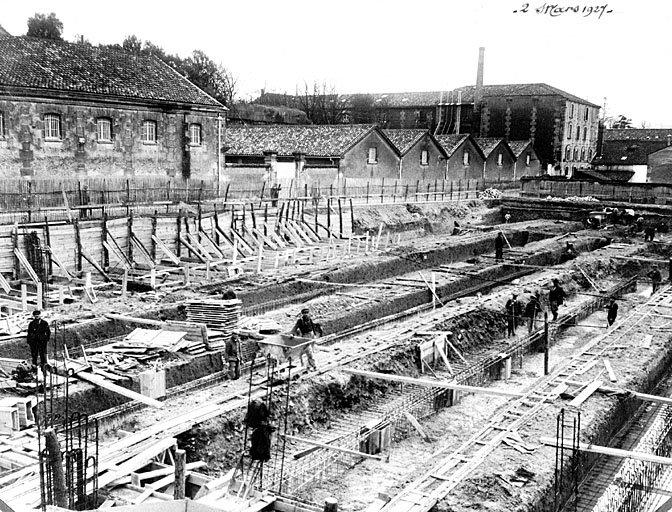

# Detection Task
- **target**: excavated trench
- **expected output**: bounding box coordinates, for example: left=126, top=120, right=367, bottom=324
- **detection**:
left=171, top=257, right=642, bottom=504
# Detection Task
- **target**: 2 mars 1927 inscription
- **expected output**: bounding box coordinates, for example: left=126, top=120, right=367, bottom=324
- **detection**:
left=513, top=3, right=613, bottom=18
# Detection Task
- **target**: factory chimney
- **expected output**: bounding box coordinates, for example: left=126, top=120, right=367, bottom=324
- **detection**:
left=472, top=47, right=485, bottom=137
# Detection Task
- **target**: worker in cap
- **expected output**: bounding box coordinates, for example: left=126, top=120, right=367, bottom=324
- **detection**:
left=27, top=310, right=50, bottom=375
left=647, top=263, right=662, bottom=294
left=225, top=329, right=241, bottom=380
left=549, top=279, right=567, bottom=322
left=290, top=307, right=322, bottom=371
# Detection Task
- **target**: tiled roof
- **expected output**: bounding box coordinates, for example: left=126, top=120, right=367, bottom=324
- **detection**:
left=382, top=129, right=428, bottom=155
left=224, top=124, right=379, bottom=157
left=0, top=36, right=224, bottom=109
left=593, top=139, right=669, bottom=166
left=508, top=140, right=534, bottom=158
left=475, top=138, right=508, bottom=158
left=450, top=83, right=600, bottom=108
left=604, top=129, right=672, bottom=141
left=434, top=134, right=470, bottom=157
left=0, top=25, right=10, bottom=37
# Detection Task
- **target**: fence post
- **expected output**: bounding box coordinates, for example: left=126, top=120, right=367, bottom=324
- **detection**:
left=366, top=182, right=370, bottom=204
left=393, top=180, right=398, bottom=203
left=126, top=179, right=130, bottom=203
left=381, top=178, right=385, bottom=204
left=434, top=178, right=438, bottom=201
left=415, top=180, right=420, bottom=202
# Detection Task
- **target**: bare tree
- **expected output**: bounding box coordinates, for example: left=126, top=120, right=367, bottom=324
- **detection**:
left=297, top=81, right=347, bottom=124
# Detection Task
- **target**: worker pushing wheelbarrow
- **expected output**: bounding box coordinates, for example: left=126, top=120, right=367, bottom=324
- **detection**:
left=256, top=307, right=322, bottom=371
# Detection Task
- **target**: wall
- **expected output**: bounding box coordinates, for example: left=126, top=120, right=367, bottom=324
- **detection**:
left=561, top=100, right=599, bottom=177
left=446, top=138, right=485, bottom=181
left=483, top=143, right=515, bottom=181
left=515, top=148, right=542, bottom=178
left=649, top=146, right=672, bottom=183
left=340, top=130, right=400, bottom=179
left=400, top=134, right=445, bottom=181
left=0, top=97, right=221, bottom=180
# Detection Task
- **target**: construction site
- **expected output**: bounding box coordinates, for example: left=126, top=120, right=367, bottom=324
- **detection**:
left=2, top=179, right=672, bottom=512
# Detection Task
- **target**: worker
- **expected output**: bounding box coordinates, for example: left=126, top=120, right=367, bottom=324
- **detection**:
left=225, top=331, right=241, bottom=380
left=290, top=308, right=322, bottom=371
left=222, top=288, right=237, bottom=300
left=245, top=400, right=273, bottom=462
left=644, top=224, right=656, bottom=242
left=560, top=242, right=576, bottom=263
left=495, top=232, right=505, bottom=261
left=27, top=310, right=50, bottom=374
left=636, top=216, right=644, bottom=233
left=505, top=294, right=517, bottom=336
left=504, top=212, right=511, bottom=224
left=648, top=264, right=662, bottom=294
left=606, top=300, right=618, bottom=326
left=512, top=293, right=524, bottom=329
left=525, top=292, right=541, bottom=333
left=548, top=279, right=567, bottom=322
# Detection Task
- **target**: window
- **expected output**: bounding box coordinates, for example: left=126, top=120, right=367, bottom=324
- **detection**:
left=584, top=107, right=589, bottom=121
left=367, top=147, right=377, bottom=164
left=565, top=147, right=571, bottom=161
left=567, top=125, right=572, bottom=139
left=573, top=148, right=579, bottom=161
left=525, top=154, right=531, bottom=166
left=570, top=104, right=575, bottom=118
left=497, top=153, right=503, bottom=166
left=0, top=112, right=4, bottom=138
left=189, top=124, right=202, bottom=145
left=96, top=118, right=112, bottom=142
left=420, top=150, right=429, bottom=165
left=44, top=113, right=61, bottom=140
left=581, top=148, right=586, bottom=161
left=142, top=120, right=157, bottom=143
left=583, top=127, right=587, bottom=141
left=463, top=151, right=470, bottom=166
left=576, top=127, right=580, bottom=140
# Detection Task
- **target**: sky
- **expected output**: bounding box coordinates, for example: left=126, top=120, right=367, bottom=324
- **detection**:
left=3, top=0, right=672, bottom=127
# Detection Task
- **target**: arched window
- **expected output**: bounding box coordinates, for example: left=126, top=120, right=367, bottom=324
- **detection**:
left=525, top=154, right=531, bottom=166
left=497, top=153, right=503, bottom=166
left=420, top=150, right=429, bottom=165
left=463, top=151, right=470, bottom=166
left=96, top=118, right=112, bottom=142
left=44, top=113, right=62, bottom=140
left=567, top=125, right=572, bottom=139
left=142, top=120, right=157, bottom=143
left=573, top=148, right=579, bottom=161
left=583, top=127, right=587, bottom=141
left=580, top=148, right=586, bottom=161
left=565, top=147, right=571, bottom=161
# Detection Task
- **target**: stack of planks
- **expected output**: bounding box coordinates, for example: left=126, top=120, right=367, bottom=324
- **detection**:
left=186, top=298, right=242, bottom=347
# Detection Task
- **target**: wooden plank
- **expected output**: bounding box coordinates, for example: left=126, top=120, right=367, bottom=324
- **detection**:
left=341, top=368, right=524, bottom=398
left=434, top=339, right=453, bottom=374
left=540, top=437, right=672, bottom=466
left=81, top=249, right=112, bottom=282
left=0, top=273, right=11, bottom=293
left=603, top=359, right=618, bottom=382
left=198, top=230, right=226, bottom=259
left=446, top=339, right=467, bottom=363
left=131, top=235, right=156, bottom=268
left=568, top=380, right=602, bottom=408
left=152, top=235, right=181, bottom=265
left=179, top=236, right=207, bottom=263
left=403, top=411, right=430, bottom=442
left=642, top=334, right=653, bottom=349
left=46, top=245, right=74, bottom=281
left=13, top=248, right=39, bottom=284
left=74, top=368, right=164, bottom=408
left=103, top=240, right=132, bottom=270
left=97, top=437, right=177, bottom=489
left=186, top=233, right=213, bottom=260
left=282, top=434, right=384, bottom=461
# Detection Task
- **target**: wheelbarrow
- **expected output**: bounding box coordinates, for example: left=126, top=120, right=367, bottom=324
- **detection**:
left=256, top=334, right=315, bottom=365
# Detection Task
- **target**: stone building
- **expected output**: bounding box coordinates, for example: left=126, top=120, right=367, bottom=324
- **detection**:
left=224, top=124, right=400, bottom=188
left=383, top=129, right=446, bottom=180
left=434, top=134, right=485, bottom=181
left=508, top=140, right=541, bottom=179
left=474, top=138, right=516, bottom=181
left=0, top=36, right=226, bottom=179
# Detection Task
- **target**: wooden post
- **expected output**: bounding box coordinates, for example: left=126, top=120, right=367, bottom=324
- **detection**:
left=44, top=216, right=53, bottom=276
left=121, top=269, right=128, bottom=297
left=366, top=182, right=370, bottom=204
left=74, top=219, right=83, bottom=272
left=183, top=264, right=190, bottom=284
left=205, top=261, right=211, bottom=281
left=213, top=204, right=221, bottom=245
left=544, top=312, right=549, bottom=375
left=21, top=284, right=27, bottom=311
left=327, top=198, right=331, bottom=232
left=102, top=212, right=110, bottom=268
left=45, top=428, right=67, bottom=507
left=150, top=268, right=157, bottom=289
left=151, top=212, right=158, bottom=261
left=58, top=286, right=64, bottom=305
left=12, top=225, right=18, bottom=280
left=393, top=180, right=398, bottom=203
left=349, top=198, right=355, bottom=236
left=256, top=245, right=264, bottom=273
left=338, top=199, right=343, bottom=238
left=36, top=282, right=43, bottom=310
left=381, top=177, right=385, bottom=203
left=127, top=211, right=134, bottom=264
left=176, top=210, right=182, bottom=258
left=315, top=198, right=319, bottom=234
left=250, top=203, right=257, bottom=229
left=324, top=498, right=338, bottom=512
left=174, top=449, right=186, bottom=500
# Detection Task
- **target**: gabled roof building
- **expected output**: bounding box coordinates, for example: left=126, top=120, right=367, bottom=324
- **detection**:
left=508, top=140, right=541, bottom=178
left=383, top=129, right=446, bottom=181
left=0, top=36, right=226, bottom=179
left=435, top=134, right=485, bottom=181
left=474, top=138, right=516, bottom=181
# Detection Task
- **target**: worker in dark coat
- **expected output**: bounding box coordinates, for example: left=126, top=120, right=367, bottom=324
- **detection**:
left=525, top=292, right=541, bottom=333
left=495, top=232, right=505, bottom=261
left=548, top=279, right=567, bottom=321
left=225, top=331, right=241, bottom=380
left=648, top=264, right=663, bottom=294
left=606, top=300, right=618, bottom=326
left=644, top=224, right=656, bottom=242
left=290, top=308, right=321, bottom=371
left=505, top=294, right=517, bottom=336
left=27, top=310, right=50, bottom=374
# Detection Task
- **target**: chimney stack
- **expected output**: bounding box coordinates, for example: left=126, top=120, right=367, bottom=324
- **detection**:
left=472, top=47, right=485, bottom=137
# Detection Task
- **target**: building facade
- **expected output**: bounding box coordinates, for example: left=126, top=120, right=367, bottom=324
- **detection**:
left=508, top=140, right=541, bottom=178
left=435, top=134, right=485, bottom=181
left=383, top=129, right=446, bottom=180
left=0, top=36, right=226, bottom=179
left=474, top=138, right=516, bottom=181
